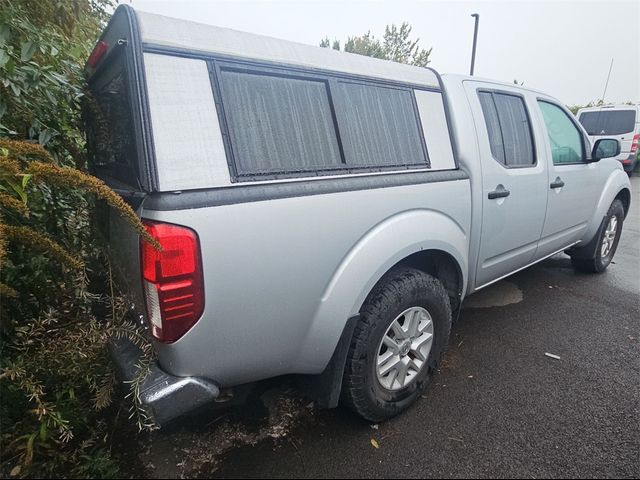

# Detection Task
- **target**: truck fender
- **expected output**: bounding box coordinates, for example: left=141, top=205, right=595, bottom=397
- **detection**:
left=297, top=208, right=468, bottom=376
left=579, top=168, right=631, bottom=246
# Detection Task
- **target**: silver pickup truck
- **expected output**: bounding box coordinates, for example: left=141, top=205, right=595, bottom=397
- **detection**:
left=85, top=6, right=632, bottom=425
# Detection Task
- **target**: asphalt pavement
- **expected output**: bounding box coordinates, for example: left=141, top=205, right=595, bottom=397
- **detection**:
left=133, top=177, right=639, bottom=479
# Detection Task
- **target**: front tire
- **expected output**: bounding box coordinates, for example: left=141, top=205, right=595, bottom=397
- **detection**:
left=341, top=267, right=452, bottom=422
left=571, top=199, right=624, bottom=273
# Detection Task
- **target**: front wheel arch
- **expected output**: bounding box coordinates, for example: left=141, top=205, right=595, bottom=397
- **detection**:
left=615, top=187, right=631, bottom=219
left=569, top=198, right=624, bottom=272
left=579, top=169, right=631, bottom=246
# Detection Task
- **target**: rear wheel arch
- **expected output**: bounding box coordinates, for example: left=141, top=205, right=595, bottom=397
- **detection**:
left=363, top=249, right=464, bottom=316
left=301, top=210, right=468, bottom=377
left=392, top=249, right=464, bottom=313
left=342, top=266, right=453, bottom=421
left=301, top=249, right=464, bottom=410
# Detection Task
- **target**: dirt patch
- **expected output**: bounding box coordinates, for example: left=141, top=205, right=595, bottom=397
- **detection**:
left=128, top=385, right=314, bottom=478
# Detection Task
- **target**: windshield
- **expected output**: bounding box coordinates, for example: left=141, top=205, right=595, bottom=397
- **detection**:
left=578, top=110, right=636, bottom=136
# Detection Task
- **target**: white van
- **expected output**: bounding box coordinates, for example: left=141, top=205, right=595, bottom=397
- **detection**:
left=577, top=105, right=640, bottom=175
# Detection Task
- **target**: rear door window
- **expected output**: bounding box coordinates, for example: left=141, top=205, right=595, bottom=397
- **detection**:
left=478, top=91, right=535, bottom=167
left=578, top=110, right=636, bottom=135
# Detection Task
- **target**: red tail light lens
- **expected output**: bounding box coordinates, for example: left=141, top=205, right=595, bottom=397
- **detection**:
left=631, top=134, right=639, bottom=154
left=141, top=221, right=204, bottom=343
left=87, top=41, right=109, bottom=68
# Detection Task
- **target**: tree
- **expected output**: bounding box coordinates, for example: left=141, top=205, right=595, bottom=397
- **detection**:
left=567, top=100, right=635, bottom=116
left=320, top=22, right=432, bottom=67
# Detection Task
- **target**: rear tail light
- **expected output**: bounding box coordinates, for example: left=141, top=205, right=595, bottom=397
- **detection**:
left=631, top=134, right=639, bottom=154
left=87, top=41, right=109, bottom=69
left=140, top=221, right=204, bottom=343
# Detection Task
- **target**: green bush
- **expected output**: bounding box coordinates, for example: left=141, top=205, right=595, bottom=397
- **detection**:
left=0, top=1, right=155, bottom=477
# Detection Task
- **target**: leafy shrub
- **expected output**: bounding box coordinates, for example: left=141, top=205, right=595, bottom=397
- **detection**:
left=0, top=1, right=156, bottom=477
left=0, top=136, right=157, bottom=480
left=0, top=0, right=112, bottom=163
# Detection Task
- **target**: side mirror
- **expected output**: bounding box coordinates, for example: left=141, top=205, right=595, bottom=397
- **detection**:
left=591, top=139, right=620, bottom=162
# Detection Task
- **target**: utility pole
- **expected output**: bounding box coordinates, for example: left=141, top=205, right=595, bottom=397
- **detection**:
left=470, top=13, right=480, bottom=75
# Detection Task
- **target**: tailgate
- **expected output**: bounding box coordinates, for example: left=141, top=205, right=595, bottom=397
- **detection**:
left=85, top=45, right=149, bottom=314
left=97, top=196, right=147, bottom=314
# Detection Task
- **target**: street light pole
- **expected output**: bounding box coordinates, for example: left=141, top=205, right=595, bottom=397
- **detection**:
left=470, top=13, right=480, bottom=76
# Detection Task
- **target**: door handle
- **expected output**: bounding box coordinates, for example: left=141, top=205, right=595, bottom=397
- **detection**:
left=488, top=186, right=510, bottom=199
left=550, top=177, right=565, bottom=189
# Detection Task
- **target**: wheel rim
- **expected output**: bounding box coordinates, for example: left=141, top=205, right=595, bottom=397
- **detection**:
left=375, top=306, right=434, bottom=391
left=601, top=215, right=618, bottom=258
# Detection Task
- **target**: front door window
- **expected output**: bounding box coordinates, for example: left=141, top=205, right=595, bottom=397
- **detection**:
left=538, top=101, right=585, bottom=165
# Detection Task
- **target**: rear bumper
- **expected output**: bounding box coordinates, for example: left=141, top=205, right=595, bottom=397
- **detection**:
left=109, top=338, right=220, bottom=427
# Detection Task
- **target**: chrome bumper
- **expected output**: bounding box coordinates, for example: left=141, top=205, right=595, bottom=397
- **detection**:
left=109, top=338, right=220, bottom=427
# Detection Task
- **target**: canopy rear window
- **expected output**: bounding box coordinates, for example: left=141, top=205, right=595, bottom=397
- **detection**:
left=84, top=51, right=140, bottom=187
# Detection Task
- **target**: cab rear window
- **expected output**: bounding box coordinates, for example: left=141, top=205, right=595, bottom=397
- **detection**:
left=578, top=110, right=636, bottom=136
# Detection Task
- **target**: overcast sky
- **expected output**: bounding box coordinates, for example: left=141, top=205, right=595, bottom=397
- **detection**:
left=122, top=0, right=639, bottom=106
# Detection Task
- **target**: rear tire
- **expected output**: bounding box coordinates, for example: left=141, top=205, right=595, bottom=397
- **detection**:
left=571, top=199, right=624, bottom=273
left=341, top=267, right=451, bottom=422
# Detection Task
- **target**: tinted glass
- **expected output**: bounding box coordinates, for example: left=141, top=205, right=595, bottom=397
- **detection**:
left=578, top=110, right=636, bottom=136
left=539, top=101, right=584, bottom=164
left=85, top=53, right=139, bottom=184
left=478, top=91, right=534, bottom=166
left=336, top=82, right=427, bottom=167
left=494, top=94, right=534, bottom=166
left=478, top=91, right=505, bottom=164
left=219, top=69, right=343, bottom=176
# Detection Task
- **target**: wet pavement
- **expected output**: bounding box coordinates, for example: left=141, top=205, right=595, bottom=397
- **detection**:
left=128, top=177, right=639, bottom=479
